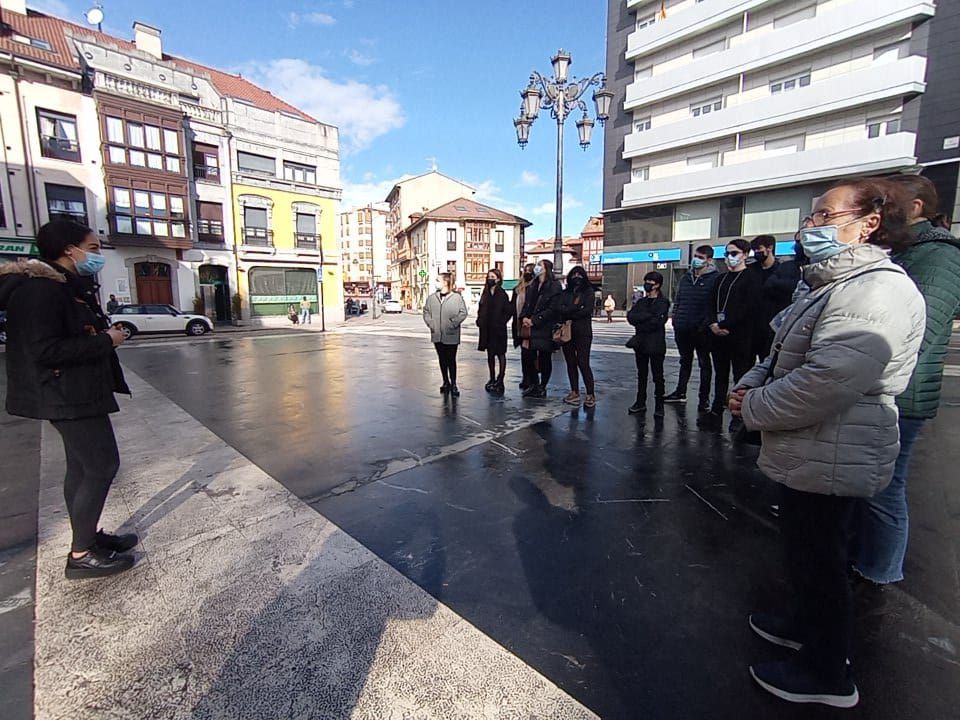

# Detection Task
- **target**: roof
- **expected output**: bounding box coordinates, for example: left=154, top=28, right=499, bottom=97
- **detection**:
left=581, top=216, right=603, bottom=235
left=0, top=10, right=315, bottom=122
left=525, top=237, right=581, bottom=253
left=386, top=170, right=475, bottom=201
left=408, top=197, right=531, bottom=230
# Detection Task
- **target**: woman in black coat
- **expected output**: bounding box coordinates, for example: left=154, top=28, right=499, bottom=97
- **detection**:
left=0, top=220, right=136, bottom=580
left=519, top=258, right=561, bottom=398
left=511, top=263, right=537, bottom=390
left=557, top=266, right=597, bottom=408
left=627, top=271, right=671, bottom=416
left=476, top=268, right=513, bottom=393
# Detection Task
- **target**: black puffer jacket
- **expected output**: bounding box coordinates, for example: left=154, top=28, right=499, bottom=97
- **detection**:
left=0, top=259, right=129, bottom=420
left=672, top=267, right=718, bottom=331
left=520, top=275, right=562, bottom=352
left=627, top=295, right=670, bottom=355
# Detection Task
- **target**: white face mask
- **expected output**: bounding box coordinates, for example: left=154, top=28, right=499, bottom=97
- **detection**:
left=533, top=265, right=544, bottom=277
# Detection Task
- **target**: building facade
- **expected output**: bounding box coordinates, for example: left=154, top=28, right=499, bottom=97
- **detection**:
left=580, top=215, right=605, bottom=284
left=603, top=0, right=955, bottom=308
left=339, top=202, right=389, bottom=296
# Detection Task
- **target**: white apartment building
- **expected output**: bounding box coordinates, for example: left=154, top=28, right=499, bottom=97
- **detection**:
left=338, top=202, right=389, bottom=292
left=602, top=0, right=952, bottom=306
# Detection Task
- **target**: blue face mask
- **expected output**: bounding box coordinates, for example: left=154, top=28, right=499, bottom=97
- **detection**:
left=797, top=226, right=846, bottom=264
left=725, top=253, right=743, bottom=267
left=533, top=265, right=544, bottom=277
left=74, top=248, right=106, bottom=276
left=691, top=257, right=706, bottom=269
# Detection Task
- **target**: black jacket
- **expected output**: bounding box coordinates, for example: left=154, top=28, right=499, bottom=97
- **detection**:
left=672, top=266, right=719, bottom=331
left=711, top=268, right=760, bottom=337
left=627, top=295, right=670, bottom=355
left=556, top=285, right=594, bottom=340
left=476, top=285, right=512, bottom=354
left=0, top=259, right=129, bottom=420
left=751, top=259, right=801, bottom=329
left=520, top=276, right=561, bottom=351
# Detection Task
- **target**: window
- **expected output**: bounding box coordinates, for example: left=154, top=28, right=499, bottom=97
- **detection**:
left=631, top=166, right=650, bottom=182
left=145, top=126, right=162, bottom=151
left=743, top=208, right=801, bottom=235
left=196, top=201, right=224, bottom=240
left=718, top=196, right=744, bottom=238
left=874, top=42, right=905, bottom=64
left=129, top=150, right=146, bottom=167
left=634, top=65, right=652, bottom=81
left=108, top=146, right=126, bottom=164
left=147, top=153, right=163, bottom=170
left=127, top=123, right=145, bottom=148
left=690, top=97, right=723, bottom=118
left=12, top=34, right=52, bottom=51
left=686, top=152, right=718, bottom=170
left=163, top=129, right=179, bottom=154
left=634, top=116, right=652, bottom=133
left=446, top=260, right=457, bottom=277
left=166, top=156, right=181, bottom=174
left=243, top=206, right=270, bottom=245
left=867, top=118, right=901, bottom=138
left=46, top=184, right=87, bottom=225
left=773, top=4, right=816, bottom=29
left=770, top=72, right=811, bottom=94
left=193, top=143, right=220, bottom=181
left=693, top=38, right=725, bottom=59
left=674, top=217, right=712, bottom=242
left=296, top=213, right=318, bottom=248
left=284, top=162, right=317, bottom=184
left=0, top=194, right=5, bottom=227
left=636, top=14, right=657, bottom=30
left=238, top=151, right=276, bottom=176
left=495, top=230, right=505, bottom=252
left=106, top=117, right=124, bottom=143
left=111, top=186, right=186, bottom=238
left=447, top=228, right=457, bottom=250
left=37, top=109, right=80, bottom=162
left=765, top=134, right=805, bottom=156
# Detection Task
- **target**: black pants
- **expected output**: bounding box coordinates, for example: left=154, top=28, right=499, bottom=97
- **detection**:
left=486, top=349, right=506, bottom=383
left=520, top=346, right=537, bottom=387
left=562, top=332, right=595, bottom=394
left=634, top=351, right=665, bottom=402
left=710, top=335, right=755, bottom=413
left=780, top=485, right=855, bottom=684
left=528, top=348, right=552, bottom=388
left=50, top=415, right=121, bottom=553
left=674, top=327, right=712, bottom=404
left=434, top=342, right=458, bottom=385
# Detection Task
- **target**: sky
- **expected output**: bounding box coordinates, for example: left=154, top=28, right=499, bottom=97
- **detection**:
left=31, top=0, right=610, bottom=241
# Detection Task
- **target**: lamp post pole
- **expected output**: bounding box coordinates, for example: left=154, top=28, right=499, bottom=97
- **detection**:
left=515, top=50, right=613, bottom=277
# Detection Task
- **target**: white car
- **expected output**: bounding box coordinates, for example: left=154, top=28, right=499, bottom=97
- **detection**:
left=110, top=304, right=213, bottom=339
left=383, top=300, right=403, bottom=314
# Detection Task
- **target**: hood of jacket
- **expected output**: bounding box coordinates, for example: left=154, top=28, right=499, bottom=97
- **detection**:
left=802, top=243, right=895, bottom=289
left=0, top=258, right=66, bottom=311
left=687, top=264, right=718, bottom=282
left=908, top=220, right=960, bottom=251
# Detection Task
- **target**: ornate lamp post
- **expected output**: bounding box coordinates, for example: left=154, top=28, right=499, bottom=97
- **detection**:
left=515, top=49, right=612, bottom=274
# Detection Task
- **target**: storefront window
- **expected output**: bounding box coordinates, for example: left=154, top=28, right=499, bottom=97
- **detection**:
left=248, top=267, right=319, bottom=316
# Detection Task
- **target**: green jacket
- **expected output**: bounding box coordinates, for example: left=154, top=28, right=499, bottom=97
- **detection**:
left=894, top=221, right=960, bottom=419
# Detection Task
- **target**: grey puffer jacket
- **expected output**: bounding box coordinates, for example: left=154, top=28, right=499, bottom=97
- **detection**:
left=737, top=244, right=925, bottom=497
left=422, top=291, right=468, bottom=344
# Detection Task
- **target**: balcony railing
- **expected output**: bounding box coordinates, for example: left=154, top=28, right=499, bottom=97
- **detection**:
left=40, top=136, right=81, bottom=162
left=242, top=227, right=274, bottom=247
left=197, top=219, right=224, bottom=242
left=295, top=232, right=320, bottom=250
left=193, top=165, right=220, bottom=182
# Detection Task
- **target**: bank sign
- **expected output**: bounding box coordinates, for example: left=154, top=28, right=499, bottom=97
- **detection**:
left=0, top=240, right=37, bottom=256
left=601, top=248, right=683, bottom=265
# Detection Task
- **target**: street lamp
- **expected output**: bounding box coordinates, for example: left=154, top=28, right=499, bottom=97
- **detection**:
left=515, top=49, right=612, bottom=275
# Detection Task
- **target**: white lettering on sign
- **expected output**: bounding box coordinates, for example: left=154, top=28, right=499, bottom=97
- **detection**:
left=0, top=242, right=31, bottom=254
left=943, top=136, right=960, bottom=150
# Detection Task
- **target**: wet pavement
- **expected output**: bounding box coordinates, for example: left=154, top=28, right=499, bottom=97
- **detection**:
left=2, top=316, right=959, bottom=718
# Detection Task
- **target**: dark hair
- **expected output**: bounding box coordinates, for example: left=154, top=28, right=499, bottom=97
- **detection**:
left=36, top=220, right=93, bottom=261
left=886, top=174, right=949, bottom=229
left=695, top=244, right=714, bottom=258
left=487, top=267, right=503, bottom=283
left=726, top=238, right=750, bottom=254
left=539, top=258, right=554, bottom=274
left=828, top=177, right=911, bottom=253
left=751, top=234, right=776, bottom=251
left=644, top=271, right=664, bottom=285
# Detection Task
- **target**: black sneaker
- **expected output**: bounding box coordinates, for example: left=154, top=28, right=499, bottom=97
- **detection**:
left=65, top=547, right=135, bottom=580
left=697, top=400, right=711, bottom=414
left=654, top=402, right=665, bottom=418
left=628, top=401, right=646, bottom=415
left=749, top=613, right=803, bottom=650
left=494, top=381, right=505, bottom=394
left=440, top=383, right=451, bottom=394
left=450, top=384, right=460, bottom=397
left=663, top=391, right=686, bottom=403
left=526, top=385, right=547, bottom=398
left=96, top=530, right=139, bottom=553
left=750, top=659, right=859, bottom=708
left=484, top=380, right=495, bottom=392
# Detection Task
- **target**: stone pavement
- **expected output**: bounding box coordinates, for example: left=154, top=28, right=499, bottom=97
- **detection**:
left=32, top=370, right=595, bottom=720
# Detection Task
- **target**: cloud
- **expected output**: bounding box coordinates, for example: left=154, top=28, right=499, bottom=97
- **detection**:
left=531, top=197, right=582, bottom=216
left=346, top=49, right=376, bottom=66
left=28, top=0, right=73, bottom=19
left=471, top=179, right=527, bottom=218
left=340, top=173, right=415, bottom=209
left=519, top=171, right=541, bottom=187
left=239, top=58, right=404, bottom=153
left=287, top=11, right=336, bottom=28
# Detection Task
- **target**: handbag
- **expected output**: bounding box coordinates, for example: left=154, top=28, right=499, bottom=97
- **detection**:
left=519, top=322, right=532, bottom=340
left=625, top=334, right=640, bottom=350
left=553, top=320, right=572, bottom=344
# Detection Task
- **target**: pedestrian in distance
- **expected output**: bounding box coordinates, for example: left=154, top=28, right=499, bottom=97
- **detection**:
left=557, top=266, right=597, bottom=408
left=288, top=304, right=299, bottom=324
left=423, top=273, right=468, bottom=397
left=512, top=263, right=537, bottom=392
left=730, top=177, right=925, bottom=709
left=664, top=245, right=719, bottom=413
left=0, top=220, right=136, bottom=579
left=106, top=293, right=120, bottom=314
left=626, top=271, right=670, bottom=417
left=850, top=174, right=960, bottom=592
left=603, top=293, right=616, bottom=323
left=749, top=235, right=801, bottom=362
left=299, top=296, right=312, bottom=325
left=701, top=238, right=761, bottom=431
left=476, top=267, right=513, bottom=394
left=519, top=258, right=561, bottom=398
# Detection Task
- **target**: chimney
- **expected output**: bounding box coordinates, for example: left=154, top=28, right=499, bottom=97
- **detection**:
left=1, top=1, right=28, bottom=17
left=133, top=22, right=162, bottom=60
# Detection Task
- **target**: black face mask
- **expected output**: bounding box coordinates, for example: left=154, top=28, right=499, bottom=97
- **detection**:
left=523, top=272, right=534, bottom=282
left=570, top=275, right=586, bottom=287
left=643, top=282, right=657, bottom=293
left=486, top=279, right=497, bottom=288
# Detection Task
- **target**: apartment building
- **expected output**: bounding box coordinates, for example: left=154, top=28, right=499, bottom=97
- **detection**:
left=338, top=202, right=389, bottom=294
left=603, top=0, right=955, bottom=307
left=580, top=215, right=605, bottom=284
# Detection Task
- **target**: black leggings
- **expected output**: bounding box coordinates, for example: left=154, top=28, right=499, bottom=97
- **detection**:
left=562, top=332, right=595, bottom=394
left=434, top=342, right=458, bottom=385
left=50, top=415, right=121, bottom=552
left=710, top=335, right=755, bottom=413
left=534, top=349, right=552, bottom=388
left=520, top=347, right=537, bottom=387
left=486, top=349, right=506, bottom=383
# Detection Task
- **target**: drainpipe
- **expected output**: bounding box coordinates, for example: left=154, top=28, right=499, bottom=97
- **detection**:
left=224, top=126, right=243, bottom=322
left=0, top=80, right=25, bottom=237
left=13, top=71, right=40, bottom=235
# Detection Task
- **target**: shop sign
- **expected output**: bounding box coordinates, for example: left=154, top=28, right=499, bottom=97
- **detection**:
left=250, top=294, right=319, bottom=304
left=0, top=240, right=37, bottom=256
left=601, top=248, right=683, bottom=264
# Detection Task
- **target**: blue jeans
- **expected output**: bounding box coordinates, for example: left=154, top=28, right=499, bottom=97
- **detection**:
left=852, top=416, right=926, bottom=584
left=300, top=309, right=311, bottom=324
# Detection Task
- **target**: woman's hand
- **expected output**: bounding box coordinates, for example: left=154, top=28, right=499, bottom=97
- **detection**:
left=728, top=388, right=747, bottom=417
left=710, top=323, right=730, bottom=337
left=106, top=327, right=125, bottom=347
left=522, top=317, right=533, bottom=328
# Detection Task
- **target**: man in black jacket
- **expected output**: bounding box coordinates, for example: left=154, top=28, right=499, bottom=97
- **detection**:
left=627, top=271, right=671, bottom=417
left=749, top=235, right=800, bottom=361
left=664, top=245, right=719, bottom=412
left=0, top=220, right=136, bottom=579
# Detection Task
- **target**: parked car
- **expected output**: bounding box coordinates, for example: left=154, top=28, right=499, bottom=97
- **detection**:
left=109, top=304, right=213, bottom=339
left=345, top=299, right=367, bottom=316
left=383, top=299, right=403, bottom=314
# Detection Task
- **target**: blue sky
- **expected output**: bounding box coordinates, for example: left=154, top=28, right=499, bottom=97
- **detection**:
left=32, top=0, right=609, bottom=241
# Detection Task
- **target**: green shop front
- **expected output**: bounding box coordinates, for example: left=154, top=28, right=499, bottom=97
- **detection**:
left=248, top=266, right=319, bottom=317
left=0, top=239, right=39, bottom=264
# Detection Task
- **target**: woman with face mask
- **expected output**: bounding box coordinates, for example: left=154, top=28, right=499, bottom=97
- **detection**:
left=0, top=220, right=134, bottom=579
left=519, top=259, right=561, bottom=398
left=476, top=268, right=512, bottom=393
left=557, top=266, right=597, bottom=407
left=422, top=272, right=469, bottom=397
left=728, top=178, right=925, bottom=709
left=511, top=263, right=537, bottom=391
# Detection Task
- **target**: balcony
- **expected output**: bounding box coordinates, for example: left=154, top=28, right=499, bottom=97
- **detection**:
left=40, top=136, right=81, bottom=162
left=624, top=0, right=936, bottom=111
left=193, top=165, right=221, bottom=182
left=295, top=232, right=320, bottom=250
left=622, top=132, right=917, bottom=207
left=196, top=219, right=224, bottom=244
left=242, top=227, right=274, bottom=248
left=624, top=55, right=927, bottom=159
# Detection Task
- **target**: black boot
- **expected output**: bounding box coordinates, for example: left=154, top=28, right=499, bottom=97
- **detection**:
left=628, top=392, right=646, bottom=415
left=654, top=399, right=665, bottom=418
